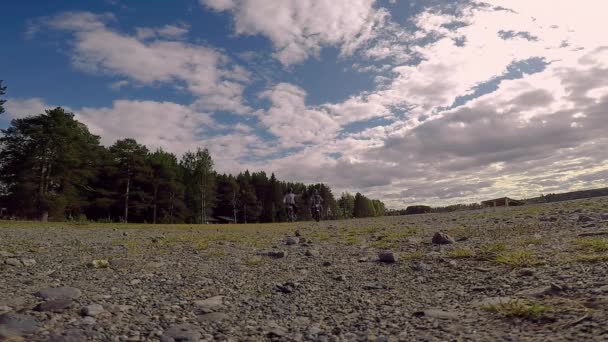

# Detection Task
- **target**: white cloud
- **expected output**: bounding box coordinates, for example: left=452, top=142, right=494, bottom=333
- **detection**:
left=3, top=98, right=64, bottom=120
left=33, top=11, right=251, bottom=114
left=201, top=0, right=389, bottom=65
left=135, top=24, right=189, bottom=40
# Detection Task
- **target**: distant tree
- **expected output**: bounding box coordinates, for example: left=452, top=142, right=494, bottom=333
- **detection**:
left=0, top=108, right=101, bottom=221
left=338, top=192, right=355, bottom=219
left=109, top=139, right=150, bottom=223
left=237, top=171, right=261, bottom=223
left=147, top=149, right=185, bottom=224
left=0, top=80, right=6, bottom=115
left=181, top=148, right=216, bottom=224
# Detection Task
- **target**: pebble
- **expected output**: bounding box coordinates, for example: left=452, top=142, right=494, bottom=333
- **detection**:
left=304, top=249, right=319, bottom=257
left=194, top=296, right=224, bottom=312
left=5, top=258, right=23, bottom=267
left=378, top=251, right=396, bottom=263
left=21, top=259, right=36, bottom=267
left=81, top=317, right=97, bottom=325
left=0, top=312, right=40, bottom=337
left=90, top=259, right=110, bottom=268
left=432, top=232, right=455, bottom=244
left=286, top=237, right=299, bottom=245
left=160, top=324, right=201, bottom=342
left=419, top=309, right=460, bottom=320
left=81, top=304, right=105, bottom=317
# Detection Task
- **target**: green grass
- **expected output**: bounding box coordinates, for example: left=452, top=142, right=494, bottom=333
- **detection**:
left=573, top=253, right=608, bottom=263
left=496, top=250, right=541, bottom=267
left=575, top=237, right=608, bottom=253
left=483, top=300, right=550, bottom=320
left=478, top=242, right=508, bottom=257
left=447, top=248, right=474, bottom=258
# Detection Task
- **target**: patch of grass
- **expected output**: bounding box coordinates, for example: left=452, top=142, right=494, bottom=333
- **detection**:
left=496, top=250, right=541, bottom=267
left=518, top=236, right=543, bottom=246
left=575, top=238, right=608, bottom=253
left=448, top=248, right=474, bottom=258
left=572, top=253, right=608, bottom=263
left=483, top=300, right=550, bottom=320
left=310, top=231, right=331, bottom=241
left=204, top=249, right=227, bottom=257
left=370, top=228, right=418, bottom=249
left=400, top=251, right=425, bottom=260
left=478, top=242, right=507, bottom=257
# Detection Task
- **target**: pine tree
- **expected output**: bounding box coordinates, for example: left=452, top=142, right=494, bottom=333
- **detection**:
left=0, top=80, right=6, bottom=115
left=0, top=107, right=101, bottom=221
left=181, top=148, right=216, bottom=224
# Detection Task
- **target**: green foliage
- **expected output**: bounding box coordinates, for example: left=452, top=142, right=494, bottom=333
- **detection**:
left=448, top=248, right=474, bottom=258
left=181, top=148, right=216, bottom=223
left=575, top=237, right=608, bottom=253
left=483, top=300, right=550, bottom=320
left=496, top=250, right=541, bottom=267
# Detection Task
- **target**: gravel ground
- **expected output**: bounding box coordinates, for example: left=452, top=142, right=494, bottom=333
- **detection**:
left=1, top=197, right=608, bottom=341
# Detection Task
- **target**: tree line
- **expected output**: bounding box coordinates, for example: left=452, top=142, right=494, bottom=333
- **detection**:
left=0, top=105, right=386, bottom=223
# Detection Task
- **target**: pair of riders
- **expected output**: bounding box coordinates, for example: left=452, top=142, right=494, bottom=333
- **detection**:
left=283, top=188, right=323, bottom=220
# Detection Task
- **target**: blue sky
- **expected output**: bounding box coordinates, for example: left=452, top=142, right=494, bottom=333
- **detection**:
left=2, top=0, right=608, bottom=208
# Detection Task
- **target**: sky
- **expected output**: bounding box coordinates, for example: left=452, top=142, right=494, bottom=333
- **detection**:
left=1, top=0, right=608, bottom=208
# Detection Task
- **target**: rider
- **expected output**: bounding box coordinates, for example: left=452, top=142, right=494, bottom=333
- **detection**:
left=283, top=187, right=297, bottom=219
left=310, top=189, right=323, bottom=213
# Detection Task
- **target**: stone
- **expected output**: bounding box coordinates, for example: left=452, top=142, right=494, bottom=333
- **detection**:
left=432, top=232, right=455, bottom=245
left=378, top=251, right=396, bottom=263
left=286, top=237, right=299, bottom=245
left=472, top=297, right=513, bottom=308
left=419, top=309, right=460, bottom=320
left=0, top=306, right=11, bottom=314
left=35, top=287, right=82, bottom=301
left=601, top=213, right=608, bottom=220
left=267, top=321, right=288, bottom=338
left=518, top=268, right=535, bottom=277
left=90, top=259, right=110, bottom=268
left=304, top=249, right=319, bottom=257
left=322, top=261, right=332, bottom=267
left=194, top=296, right=224, bottom=312
left=411, top=262, right=432, bottom=272
left=516, top=284, right=561, bottom=298
left=81, top=304, right=105, bottom=317
left=21, top=259, right=36, bottom=267
left=5, top=258, right=22, bottom=267
left=294, top=230, right=301, bottom=237
left=578, top=214, right=594, bottom=223
left=0, top=251, right=15, bottom=257
left=0, top=313, right=40, bottom=337
left=276, top=281, right=298, bottom=294
left=81, top=317, right=96, bottom=325
left=334, top=274, right=347, bottom=281
left=160, top=324, right=201, bottom=342
left=34, top=298, right=72, bottom=312
left=259, top=250, right=286, bottom=258
left=363, top=282, right=387, bottom=290
left=197, top=312, right=228, bottom=322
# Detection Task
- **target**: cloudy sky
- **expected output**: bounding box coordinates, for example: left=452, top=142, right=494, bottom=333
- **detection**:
left=2, top=0, right=607, bottom=208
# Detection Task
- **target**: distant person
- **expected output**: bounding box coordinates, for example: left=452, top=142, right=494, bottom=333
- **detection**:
left=283, top=188, right=297, bottom=221
left=310, top=189, right=324, bottom=221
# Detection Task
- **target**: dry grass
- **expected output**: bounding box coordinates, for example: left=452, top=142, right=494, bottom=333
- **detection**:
left=496, top=250, right=542, bottom=267
left=447, top=248, right=474, bottom=259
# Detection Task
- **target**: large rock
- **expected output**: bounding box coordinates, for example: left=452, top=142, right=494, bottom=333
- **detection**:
left=432, top=232, right=455, bottom=245
left=35, top=287, right=82, bottom=301
left=160, top=324, right=201, bottom=342
left=578, top=214, right=594, bottom=223
left=285, top=237, right=299, bottom=246
left=5, top=258, right=22, bottom=267
left=0, top=313, right=40, bottom=337
left=34, top=298, right=73, bottom=312
left=378, top=251, right=396, bottom=263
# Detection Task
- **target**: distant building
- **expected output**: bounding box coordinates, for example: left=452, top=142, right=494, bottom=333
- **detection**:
left=481, top=197, right=524, bottom=207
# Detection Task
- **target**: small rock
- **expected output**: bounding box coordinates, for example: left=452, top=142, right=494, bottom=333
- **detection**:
left=267, top=321, right=288, bottom=338
left=81, top=304, right=104, bottom=317
left=411, top=262, right=432, bottom=272
left=0, top=251, right=15, bottom=258
left=432, top=232, right=455, bottom=245
left=378, top=251, right=396, bottom=263
left=518, top=268, right=535, bottom=277
left=304, top=249, right=319, bottom=257
left=35, top=287, right=82, bottom=301
left=276, top=281, right=298, bottom=294
left=5, top=258, right=22, bottom=267
left=358, top=257, right=368, bottom=262
left=286, top=237, right=299, bottom=245
left=21, top=259, right=36, bottom=267
left=81, top=317, right=96, bottom=325
left=160, top=324, right=201, bottom=342
left=472, top=297, right=513, bottom=308
left=363, top=282, right=387, bottom=290
left=578, top=214, right=594, bottom=223
left=34, top=298, right=72, bottom=312
left=259, top=250, right=287, bottom=258
left=322, top=261, right=332, bottom=267
left=334, top=274, right=346, bottom=282
left=516, top=285, right=561, bottom=298
left=90, top=260, right=110, bottom=268
left=600, top=213, right=608, bottom=221
left=130, top=279, right=141, bottom=285
left=295, top=230, right=301, bottom=237
left=194, top=296, right=224, bottom=312
left=416, top=309, right=460, bottom=320
left=0, top=306, right=11, bottom=314
left=197, top=312, right=228, bottom=322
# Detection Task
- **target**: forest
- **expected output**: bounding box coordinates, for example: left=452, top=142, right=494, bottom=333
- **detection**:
left=0, top=102, right=386, bottom=223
